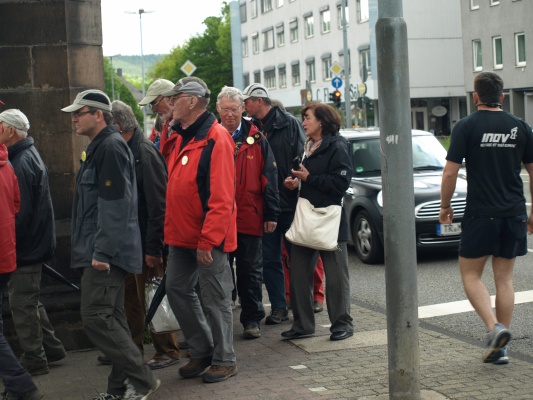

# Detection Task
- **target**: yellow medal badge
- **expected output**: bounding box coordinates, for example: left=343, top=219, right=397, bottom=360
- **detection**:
left=182, top=155, right=189, bottom=165
left=246, top=136, right=254, bottom=145
left=81, top=151, right=86, bottom=162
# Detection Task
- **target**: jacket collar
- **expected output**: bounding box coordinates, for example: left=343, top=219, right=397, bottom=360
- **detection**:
left=7, top=136, right=34, bottom=162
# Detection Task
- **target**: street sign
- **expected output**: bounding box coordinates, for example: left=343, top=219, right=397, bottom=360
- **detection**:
left=181, top=60, right=197, bottom=77
left=330, top=61, right=343, bottom=76
left=357, top=82, right=367, bottom=96
left=332, top=77, right=343, bottom=89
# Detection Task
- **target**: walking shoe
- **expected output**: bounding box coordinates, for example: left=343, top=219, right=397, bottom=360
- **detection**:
left=21, top=362, right=49, bottom=376
left=92, top=393, right=122, bottom=400
left=2, top=388, right=44, bottom=400
left=482, top=323, right=511, bottom=363
left=179, top=357, right=212, bottom=378
left=265, top=307, right=289, bottom=325
left=243, top=325, right=261, bottom=340
left=493, top=346, right=509, bottom=365
left=97, top=355, right=112, bottom=365
left=123, top=379, right=161, bottom=400
left=202, top=364, right=237, bottom=383
left=47, top=351, right=67, bottom=363
left=313, top=301, right=324, bottom=313
left=146, top=354, right=180, bottom=370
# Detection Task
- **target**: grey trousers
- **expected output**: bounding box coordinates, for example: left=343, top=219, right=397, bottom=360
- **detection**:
left=289, top=242, right=353, bottom=334
left=7, top=263, right=65, bottom=367
left=166, top=246, right=236, bottom=366
left=80, top=266, right=156, bottom=396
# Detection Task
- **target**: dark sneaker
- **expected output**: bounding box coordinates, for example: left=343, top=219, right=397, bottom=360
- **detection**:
left=265, top=307, right=289, bottom=325
left=493, top=346, right=509, bottom=365
left=123, top=379, right=161, bottom=400
left=22, top=363, right=49, bottom=376
left=92, top=393, right=123, bottom=400
left=179, top=357, right=212, bottom=378
left=97, top=355, right=112, bottom=365
left=202, top=364, right=237, bottom=383
left=47, top=351, right=67, bottom=363
left=483, top=323, right=511, bottom=363
left=2, top=389, right=44, bottom=400
left=313, top=301, right=324, bottom=313
left=243, top=325, right=260, bottom=340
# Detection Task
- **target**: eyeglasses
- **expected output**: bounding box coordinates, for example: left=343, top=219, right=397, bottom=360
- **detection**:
left=169, top=94, right=192, bottom=104
left=149, top=97, right=165, bottom=109
left=71, top=110, right=95, bottom=119
left=219, top=107, right=242, bottom=115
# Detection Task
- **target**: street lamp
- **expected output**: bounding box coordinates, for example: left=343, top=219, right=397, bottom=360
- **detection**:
left=126, top=8, right=153, bottom=132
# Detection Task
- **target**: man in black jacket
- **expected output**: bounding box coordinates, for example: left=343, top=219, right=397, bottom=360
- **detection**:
left=242, top=84, right=305, bottom=325
left=62, top=90, right=160, bottom=399
left=111, top=100, right=180, bottom=369
left=0, top=109, right=66, bottom=377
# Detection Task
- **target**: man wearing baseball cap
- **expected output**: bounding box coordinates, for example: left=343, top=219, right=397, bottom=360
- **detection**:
left=0, top=109, right=66, bottom=377
left=139, top=79, right=174, bottom=151
left=62, top=90, right=160, bottom=399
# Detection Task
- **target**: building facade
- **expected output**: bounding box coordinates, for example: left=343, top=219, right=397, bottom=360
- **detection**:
left=230, top=0, right=467, bottom=134
left=461, top=0, right=533, bottom=123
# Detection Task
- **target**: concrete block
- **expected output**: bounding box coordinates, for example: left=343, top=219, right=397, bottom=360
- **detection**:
left=0, top=47, right=32, bottom=89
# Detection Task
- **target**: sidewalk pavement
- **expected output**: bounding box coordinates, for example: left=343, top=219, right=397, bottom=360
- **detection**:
left=14, top=301, right=533, bottom=400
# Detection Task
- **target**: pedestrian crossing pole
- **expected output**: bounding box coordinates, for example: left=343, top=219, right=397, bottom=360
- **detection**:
left=376, top=0, right=421, bottom=399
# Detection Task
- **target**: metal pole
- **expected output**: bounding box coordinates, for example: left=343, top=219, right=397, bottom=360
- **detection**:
left=341, top=0, right=351, bottom=127
left=139, top=9, right=146, bottom=133
left=110, top=56, right=115, bottom=102
left=375, top=1, right=420, bottom=399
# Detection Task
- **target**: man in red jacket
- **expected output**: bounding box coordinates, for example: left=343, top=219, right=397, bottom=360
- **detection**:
left=0, top=141, right=43, bottom=400
left=163, top=77, right=238, bottom=383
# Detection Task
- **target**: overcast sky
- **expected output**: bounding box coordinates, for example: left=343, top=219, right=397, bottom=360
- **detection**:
left=101, top=0, right=226, bottom=56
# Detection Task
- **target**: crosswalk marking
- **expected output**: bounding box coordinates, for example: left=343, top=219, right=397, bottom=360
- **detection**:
left=418, top=290, right=533, bottom=319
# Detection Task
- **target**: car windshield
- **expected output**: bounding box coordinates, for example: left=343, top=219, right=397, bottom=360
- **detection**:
left=351, top=135, right=447, bottom=176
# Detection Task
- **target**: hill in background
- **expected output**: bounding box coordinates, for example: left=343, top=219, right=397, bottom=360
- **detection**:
left=107, top=54, right=164, bottom=87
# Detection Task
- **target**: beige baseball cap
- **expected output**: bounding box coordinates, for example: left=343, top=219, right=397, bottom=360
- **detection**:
left=139, top=79, right=175, bottom=105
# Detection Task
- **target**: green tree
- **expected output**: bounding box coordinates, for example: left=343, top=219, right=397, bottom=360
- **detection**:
left=103, top=58, right=143, bottom=128
left=147, top=3, right=232, bottom=113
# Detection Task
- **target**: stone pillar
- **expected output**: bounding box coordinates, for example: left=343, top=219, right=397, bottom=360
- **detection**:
left=0, top=0, right=105, bottom=350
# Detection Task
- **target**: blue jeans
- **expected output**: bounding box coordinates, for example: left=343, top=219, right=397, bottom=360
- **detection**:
left=0, top=286, right=37, bottom=397
left=262, top=211, right=294, bottom=310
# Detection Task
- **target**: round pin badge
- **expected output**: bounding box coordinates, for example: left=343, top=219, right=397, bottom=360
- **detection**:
left=246, top=137, right=254, bottom=145
left=81, top=151, right=86, bottom=162
left=182, top=156, right=189, bottom=165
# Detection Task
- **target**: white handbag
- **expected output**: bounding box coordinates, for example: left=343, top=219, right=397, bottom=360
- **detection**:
left=285, top=196, right=342, bottom=251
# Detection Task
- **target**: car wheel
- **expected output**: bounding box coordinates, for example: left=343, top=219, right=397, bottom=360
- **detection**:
left=353, top=210, right=383, bottom=264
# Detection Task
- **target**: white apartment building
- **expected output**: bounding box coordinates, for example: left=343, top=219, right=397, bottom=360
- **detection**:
left=230, top=0, right=466, bottom=134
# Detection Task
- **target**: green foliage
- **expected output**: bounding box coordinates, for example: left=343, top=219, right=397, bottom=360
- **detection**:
left=103, top=58, right=143, bottom=128
left=110, top=55, right=164, bottom=79
left=437, top=135, right=451, bottom=150
left=147, top=3, right=232, bottom=113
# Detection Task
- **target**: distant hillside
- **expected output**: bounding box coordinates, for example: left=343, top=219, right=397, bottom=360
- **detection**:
left=107, top=54, right=164, bottom=79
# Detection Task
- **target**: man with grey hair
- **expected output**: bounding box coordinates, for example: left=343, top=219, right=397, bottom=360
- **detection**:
left=162, top=78, right=238, bottom=383
left=110, top=100, right=180, bottom=370
left=62, top=90, right=160, bottom=399
left=139, top=78, right=174, bottom=152
left=216, top=86, right=280, bottom=340
left=0, top=109, right=66, bottom=377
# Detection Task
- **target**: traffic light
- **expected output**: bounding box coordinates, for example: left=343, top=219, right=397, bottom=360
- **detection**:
left=329, top=92, right=335, bottom=103
left=333, top=90, right=342, bottom=108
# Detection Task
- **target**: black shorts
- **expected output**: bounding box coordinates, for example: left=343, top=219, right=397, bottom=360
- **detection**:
left=459, top=215, right=528, bottom=259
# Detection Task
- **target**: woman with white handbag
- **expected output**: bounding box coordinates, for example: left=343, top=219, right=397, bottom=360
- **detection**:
left=282, top=102, right=354, bottom=341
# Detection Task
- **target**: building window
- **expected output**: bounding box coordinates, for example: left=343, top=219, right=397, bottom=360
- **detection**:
left=264, top=69, right=276, bottom=89
left=279, top=66, right=287, bottom=88
left=243, top=73, right=250, bottom=87
left=470, top=0, right=479, bottom=10
left=252, top=33, right=260, bottom=54
left=263, top=28, right=275, bottom=50
left=306, top=59, right=316, bottom=83
left=254, top=70, right=261, bottom=83
left=240, top=3, right=247, bottom=23
left=359, top=48, right=371, bottom=80
left=251, top=0, right=258, bottom=18
left=242, top=37, right=249, bottom=57
left=262, top=0, right=273, bottom=13
left=490, top=0, right=500, bottom=5
left=322, top=56, right=333, bottom=80
left=292, top=62, right=300, bottom=86
left=356, top=0, right=369, bottom=23
left=515, top=33, right=526, bottom=67
left=493, top=36, right=503, bottom=69
left=304, top=15, right=314, bottom=38
left=277, top=0, right=284, bottom=7
left=473, top=39, right=482, bottom=71
left=276, top=24, right=285, bottom=47
left=290, top=18, right=299, bottom=43
left=337, top=4, right=349, bottom=29
left=320, top=9, right=331, bottom=34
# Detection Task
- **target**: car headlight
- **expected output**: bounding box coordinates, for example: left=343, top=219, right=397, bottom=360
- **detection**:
left=377, top=190, right=383, bottom=207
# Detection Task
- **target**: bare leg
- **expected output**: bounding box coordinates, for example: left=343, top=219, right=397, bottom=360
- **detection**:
left=459, top=255, right=498, bottom=331
left=492, top=256, right=515, bottom=329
